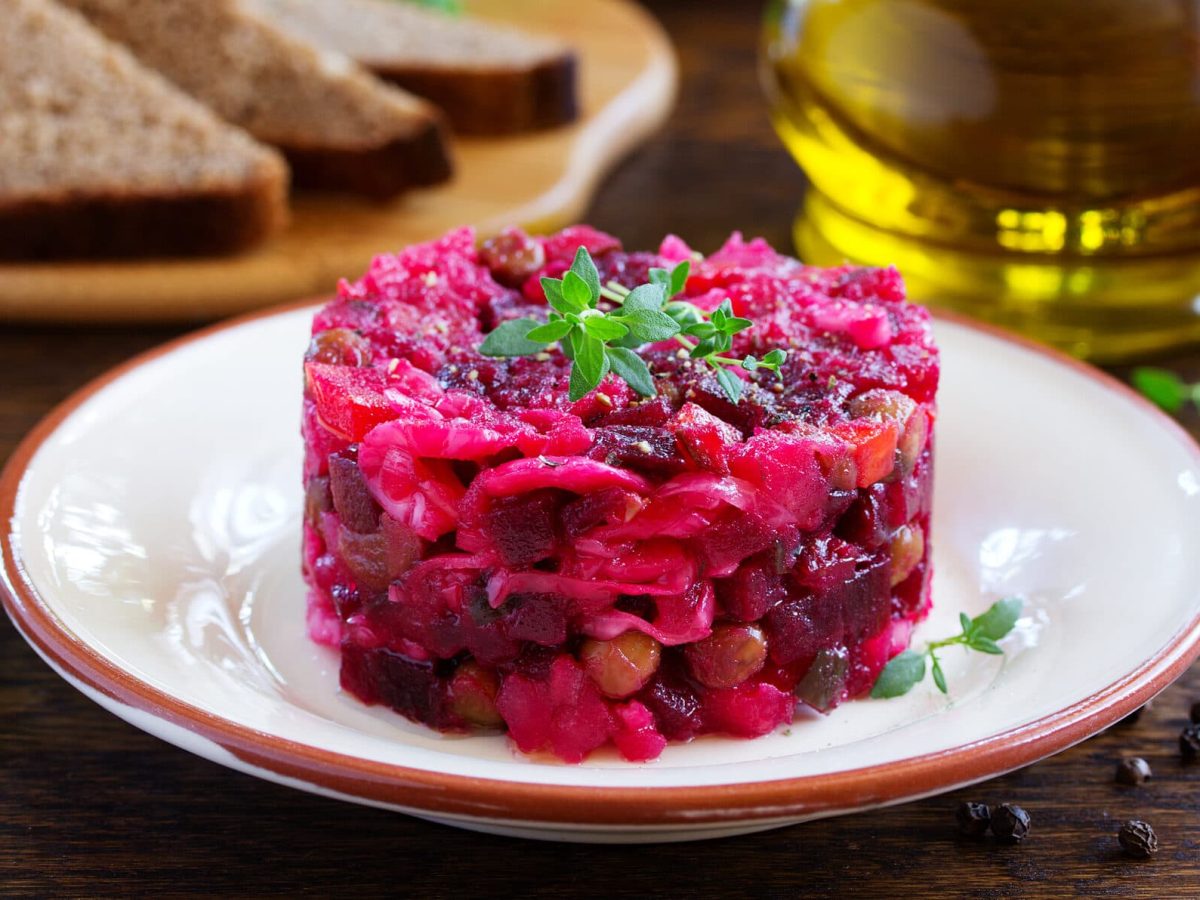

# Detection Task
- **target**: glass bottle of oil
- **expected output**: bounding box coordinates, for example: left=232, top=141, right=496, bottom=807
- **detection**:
left=762, top=0, right=1200, bottom=360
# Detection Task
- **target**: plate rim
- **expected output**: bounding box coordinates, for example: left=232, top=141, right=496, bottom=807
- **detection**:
left=3, top=300, right=1199, bottom=827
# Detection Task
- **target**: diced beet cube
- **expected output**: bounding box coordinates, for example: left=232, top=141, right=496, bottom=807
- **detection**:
left=559, top=489, right=644, bottom=538
left=484, top=489, right=561, bottom=567
left=504, top=593, right=569, bottom=647
left=588, top=426, right=688, bottom=477
left=694, top=512, right=776, bottom=577
left=592, top=395, right=676, bottom=428
left=829, top=554, right=892, bottom=638
left=715, top=557, right=789, bottom=622
left=642, top=664, right=705, bottom=742
left=340, top=645, right=450, bottom=728
left=764, top=589, right=846, bottom=667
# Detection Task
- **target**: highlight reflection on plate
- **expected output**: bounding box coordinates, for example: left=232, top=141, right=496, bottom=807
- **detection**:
left=3, top=305, right=1199, bottom=842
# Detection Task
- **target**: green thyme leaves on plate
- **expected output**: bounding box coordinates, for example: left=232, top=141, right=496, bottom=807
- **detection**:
left=478, top=246, right=788, bottom=404
left=870, top=597, right=1024, bottom=699
left=1131, top=367, right=1200, bottom=415
left=870, top=650, right=926, bottom=699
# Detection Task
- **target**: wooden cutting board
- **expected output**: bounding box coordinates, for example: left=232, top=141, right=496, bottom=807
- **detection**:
left=0, top=0, right=676, bottom=323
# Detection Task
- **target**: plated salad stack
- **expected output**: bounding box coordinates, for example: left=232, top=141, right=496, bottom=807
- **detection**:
left=301, top=225, right=938, bottom=762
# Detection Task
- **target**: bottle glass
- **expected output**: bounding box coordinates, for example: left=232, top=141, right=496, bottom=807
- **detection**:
left=762, top=0, right=1200, bottom=360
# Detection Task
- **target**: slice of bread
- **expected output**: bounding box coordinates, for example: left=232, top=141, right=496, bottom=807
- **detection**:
left=246, top=0, right=579, bottom=135
left=0, top=0, right=288, bottom=260
left=62, top=0, right=454, bottom=199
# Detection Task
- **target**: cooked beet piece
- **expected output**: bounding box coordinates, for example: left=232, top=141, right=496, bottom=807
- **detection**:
left=301, top=225, right=938, bottom=762
left=484, top=489, right=561, bottom=567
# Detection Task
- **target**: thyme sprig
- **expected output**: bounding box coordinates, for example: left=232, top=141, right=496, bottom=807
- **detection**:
left=479, top=246, right=786, bottom=403
left=871, top=598, right=1023, bottom=699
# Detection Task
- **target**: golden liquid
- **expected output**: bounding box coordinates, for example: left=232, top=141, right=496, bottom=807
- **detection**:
left=763, top=0, right=1200, bottom=359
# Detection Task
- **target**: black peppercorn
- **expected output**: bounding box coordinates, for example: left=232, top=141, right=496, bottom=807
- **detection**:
left=991, top=803, right=1031, bottom=843
left=1179, top=723, right=1200, bottom=761
left=956, top=801, right=991, bottom=837
left=1118, top=820, right=1158, bottom=859
left=1115, top=756, right=1152, bottom=785
left=1191, top=701, right=1200, bottom=724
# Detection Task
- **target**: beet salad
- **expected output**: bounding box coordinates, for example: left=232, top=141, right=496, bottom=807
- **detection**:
left=301, top=225, right=938, bottom=763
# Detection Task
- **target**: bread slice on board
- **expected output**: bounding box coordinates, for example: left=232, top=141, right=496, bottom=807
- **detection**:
left=0, top=0, right=288, bottom=261
left=61, top=0, right=454, bottom=199
left=246, top=0, right=579, bottom=135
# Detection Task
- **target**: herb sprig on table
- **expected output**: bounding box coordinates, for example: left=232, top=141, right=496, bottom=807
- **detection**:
left=479, top=246, right=786, bottom=403
left=1131, top=368, right=1200, bottom=416
left=871, top=598, right=1023, bottom=699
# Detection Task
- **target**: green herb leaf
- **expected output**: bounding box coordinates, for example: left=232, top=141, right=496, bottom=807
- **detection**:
left=621, top=283, right=667, bottom=315
left=664, top=301, right=704, bottom=328
left=1132, top=367, right=1190, bottom=413
left=477, top=245, right=783, bottom=406
left=541, top=277, right=570, bottom=315
left=669, top=260, right=690, bottom=297
left=525, top=319, right=574, bottom=343
left=930, top=655, right=948, bottom=693
left=610, top=331, right=645, bottom=350
left=871, top=597, right=1024, bottom=699
left=621, top=308, right=681, bottom=343
left=561, top=270, right=593, bottom=313
left=569, top=246, right=601, bottom=302
left=970, top=597, right=1023, bottom=641
left=583, top=315, right=628, bottom=342
left=568, top=330, right=607, bottom=400
left=714, top=366, right=743, bottom=403
left=405, top=0, right=461, bottom=13
left=870, top=651, right=926, bottom=699
left=479, top=318, right=547, bottom=357
left=727, top=315, right=753, bottom=334
left=606, top=346, right=655, bottom=397
left=968, top=636, right=1004, bottom=655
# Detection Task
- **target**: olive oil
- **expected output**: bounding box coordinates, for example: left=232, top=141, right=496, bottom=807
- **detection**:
left=762, top=0, right=1200, bottom=359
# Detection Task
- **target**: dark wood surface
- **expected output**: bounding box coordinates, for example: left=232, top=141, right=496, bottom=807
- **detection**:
left=3, top=2, right=1200, bottom=897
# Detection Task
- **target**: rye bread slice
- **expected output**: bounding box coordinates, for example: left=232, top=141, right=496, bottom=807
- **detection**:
left=246, top=0, right=579, bottom=135
left=0, top=0, right=288, bottom=260
left=62, top=0, right=454, bottom=199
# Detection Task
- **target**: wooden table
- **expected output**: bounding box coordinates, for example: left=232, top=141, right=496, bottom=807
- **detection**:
left=3, top=2, right=1199, bottom=895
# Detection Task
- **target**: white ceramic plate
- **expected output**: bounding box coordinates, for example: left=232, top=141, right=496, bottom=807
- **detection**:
left=3, top=306, right=1199, bottom=843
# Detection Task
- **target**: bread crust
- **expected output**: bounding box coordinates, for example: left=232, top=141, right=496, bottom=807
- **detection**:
left=280, top=114, right=454, bottom=200
left=375, top=52, right=578, bottom=136
left=0, top=169, right=287, bottom=260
